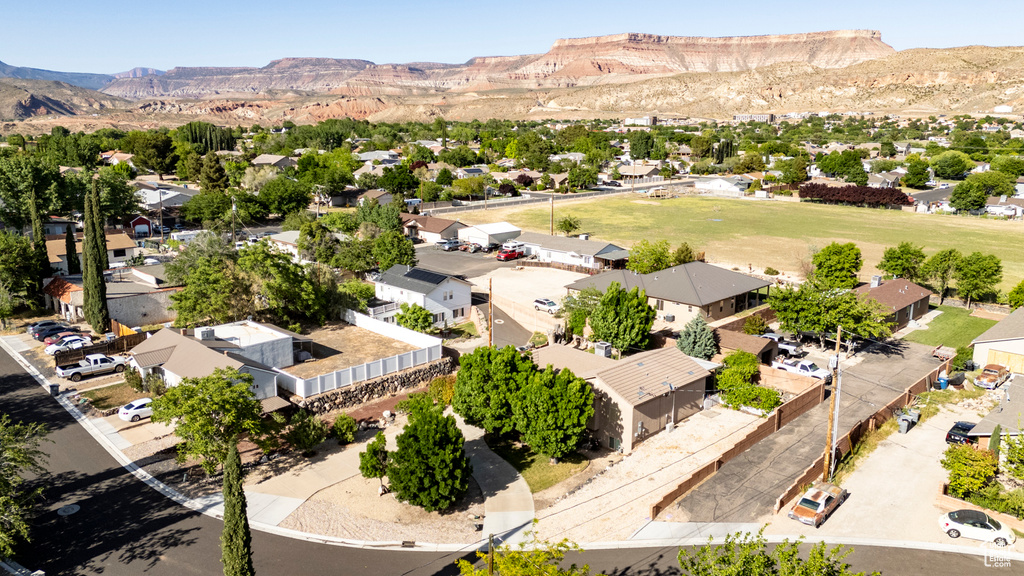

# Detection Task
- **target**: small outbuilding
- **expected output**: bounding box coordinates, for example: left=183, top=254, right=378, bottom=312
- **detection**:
left=457, top=222, right=522, bottom=247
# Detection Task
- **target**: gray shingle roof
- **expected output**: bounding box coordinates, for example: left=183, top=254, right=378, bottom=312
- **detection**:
left=566, top=261, right=769, bottom=306
left=516, top=231, right=625, bottom=259
left=972, top=307, right=1024, bottom=345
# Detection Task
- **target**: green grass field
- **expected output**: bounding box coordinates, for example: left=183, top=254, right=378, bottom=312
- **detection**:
left=902, top=306, right=997, bottom=349
left=486, top=436, right=588, bottom=493
left=458, top=195, right=1024, bottom=291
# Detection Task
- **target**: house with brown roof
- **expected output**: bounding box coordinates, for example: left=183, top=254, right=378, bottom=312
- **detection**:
left=590, top=347, right=712, bottom=453
left=251, top=154, right=298, bottom=169
left=853, top=277, right=931, bottom=331
left=42, top=264, right=182, bottom=327
left=128, top=322, right=299, bottom=402
left=400, top=213, right=465, bottom=244
left=46, top=231, right=139, bottom=275
left=715, top=329, right=778, bottom=365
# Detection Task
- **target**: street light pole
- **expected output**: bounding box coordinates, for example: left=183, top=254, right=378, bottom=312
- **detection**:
left=822, top=326, right=842, bottom=481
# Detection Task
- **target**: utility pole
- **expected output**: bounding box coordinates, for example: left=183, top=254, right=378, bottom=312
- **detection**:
left=487, top=533, right=494, bottom=575
left=549, top=194, right=554, bottom=235
left=822, top=325, right=842, bottom=481
left=488, top=278, right=493, bottom=348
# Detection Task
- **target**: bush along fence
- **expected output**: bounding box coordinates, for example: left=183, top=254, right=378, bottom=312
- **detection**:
left=648, top=380, right=826, bottom=519
left=772, top=359, right=952, bottom=513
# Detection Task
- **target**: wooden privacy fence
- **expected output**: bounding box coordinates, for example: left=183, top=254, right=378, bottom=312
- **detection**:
left=773, top=359, right=952, bottom=513
left=649, top=380, right=826, bottom=518
left=520, top=260, right=605, bottom=275
left=53, top=331, right=149, bottom=366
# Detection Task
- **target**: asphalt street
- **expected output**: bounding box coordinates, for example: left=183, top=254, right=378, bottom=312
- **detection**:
left=0, top=345, right=1004, bottom=576
left=414, top=244, right=512, bottom=279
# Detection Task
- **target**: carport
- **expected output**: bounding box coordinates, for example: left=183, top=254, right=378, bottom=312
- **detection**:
left=971, top=307, right=1024, bottom=373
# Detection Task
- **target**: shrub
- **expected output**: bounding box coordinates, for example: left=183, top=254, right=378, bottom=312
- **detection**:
left=143, top=373, right=166, bottom=396
left=723, top=384, right=782, bottom=414
left=428, top=375, right=456, bottom=406
left=332, top=413, right=357, bottom=445
left=742, top=315, right=769, bottom=335
left=941, top=443, right=997, bottom=498
left=992, top=424, right=1002, bottom=463
left=285, top=410, right=329, bottom=456
left=124, top=366, right=143, bottom=392
left=764, top=267, right=780, bottom=276
left=951, top=346, right=973, bottom=372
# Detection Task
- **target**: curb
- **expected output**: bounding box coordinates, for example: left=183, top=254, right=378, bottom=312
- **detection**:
left=2, top=336, right=1021, bottom=562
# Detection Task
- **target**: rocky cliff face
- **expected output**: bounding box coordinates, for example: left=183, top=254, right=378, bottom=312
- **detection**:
left=101, top=30, right=894, bottom=99
left=0, top=78, right=127, bottom=120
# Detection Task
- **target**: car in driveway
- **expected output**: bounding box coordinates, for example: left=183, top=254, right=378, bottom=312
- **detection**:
left=27, top=320, right=64, bottom=335
left=496, top=247, right=523, bottom=261
left=34, top=325, right=81, bottom=341
left=940, top=509, right=1016, bottom=546
left=945, top=421, right=978, bottom=445
left=118, top=398, right=154, bottom=422
left=480, top=242, right=501, bottom=253
left=974, top=364, right=1010, bottom=389
left=459, top=243, right=481, bottom=253
left=788, top=481, right=847, bottom=528
left=533, top=298, right=560, bottom=314
left=44, top=331, right=82, bottom=346
left=44, top=336, right=90, bottom=354
left=759, top=333, right=803, bottom=357
left=437, top=238, right=462, bottom=251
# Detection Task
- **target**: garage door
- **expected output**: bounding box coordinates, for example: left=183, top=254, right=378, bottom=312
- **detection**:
left=987, top=350, right=1024, bottom=373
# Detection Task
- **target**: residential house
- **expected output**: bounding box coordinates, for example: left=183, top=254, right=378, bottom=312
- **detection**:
left=457, top=222, right=521, bottom=247
left=566, top=261, right=771, bottom=325
left=128, top=324, right=296, bottom=404
left=43, top=264, right=181, bottom=327
left=127, top=215, right=153, bottom=237
left=251, top=154, right=298, bottom=169
left=399, top=214, right=465, bottom=244
left=517, top=231, right=628, bottom=271
left=867, top=171, right=903, bottom=189
left=694, top=176, right=753, bottom=196
left=971, top=306, right=1024, bottom=373
left=967, top=383, right=1022, bottom=451
left=133, top=181, right=198, bottom=211
left=370, top=265, right=472, bottom=327
left=268, top=230, right=348, bottom=264
left=853, top=277, right=931, bottom=331
left=43, top=216, right=78, bottom=237
left=456, top=166, right=488, bottom=179
left=46, top=231, right=139, bottom=275
left=358, top=189, right=392, bottom=206
left=716, top=329, right=778, bottom=365
left=985, top=196, right=1024, bottom=218
left=617, top=164, right=661, bottom=181
left=549, top=152, right=585, bottom=164
left=590, top=347, right=711, bottom=452
left=357, top=150, right=400, bottom=163
left=1017, top=177, right=1024, bottom=196
left=100, top=150, right=135, bottom=167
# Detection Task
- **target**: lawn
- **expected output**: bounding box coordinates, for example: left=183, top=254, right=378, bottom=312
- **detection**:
left=456, top=195, right=1024, bottom=290
left=902, top=306, right=998, bottom=349
left=486, top=435, right=588, bottom=493
left=82, top=381, right=148, bottom=411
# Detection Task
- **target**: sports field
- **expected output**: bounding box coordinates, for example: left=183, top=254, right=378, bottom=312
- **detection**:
left=455, top=195, right=1024, bottom=291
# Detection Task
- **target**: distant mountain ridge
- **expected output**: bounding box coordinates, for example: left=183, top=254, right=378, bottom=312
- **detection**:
left=0, top=60, right=114, bottom=91
left=100, top=30, right=896, bottom=99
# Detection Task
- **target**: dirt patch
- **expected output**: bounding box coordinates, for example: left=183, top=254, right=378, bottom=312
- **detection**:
left=631, top=200, right=661, bottom=206
left=283, top=322, right=418, bottom=379
left=970, top=308, right=1008, bottom=321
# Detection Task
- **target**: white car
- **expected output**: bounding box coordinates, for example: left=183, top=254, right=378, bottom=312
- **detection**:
left=939, top=509, right=1016, bottom=547
left=44, top=336, right=90, bottom=355
left=118, top=398, right=154, bottom=423
left=533, top=298, right=560, bottom=314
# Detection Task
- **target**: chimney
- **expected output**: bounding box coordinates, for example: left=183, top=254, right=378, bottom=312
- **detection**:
left=870, top=275, right=882, bottom=288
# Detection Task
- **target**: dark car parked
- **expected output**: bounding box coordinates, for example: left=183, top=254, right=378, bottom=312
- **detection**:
left=34, top=325, right=81, bottom=341
left=945, top=421, right=977, bottom=445
left=480, top=243, right=501, bottom=253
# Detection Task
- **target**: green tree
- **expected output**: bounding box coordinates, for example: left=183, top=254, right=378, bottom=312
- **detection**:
left=877, top=242, right=926, bottom=282
left=515, top=367, right=594, bottom=460
left=387, top=400, right=471, bottom=512
left=1005, top=420, right=1024, bottom=480
left=457, top=530, right=594, bottom=576
left=128, top=131, right=178, bottom=179
left=941, top=443, right=997, bottom=498
left=902, top=158, right=931, bottom=189
left=676, top=315, right=718, bottom=360
left=779, top=156, right=810, bottom=185
left=930, top=150, right=974, bottom=180
left=742, top=314, right=769, bottom=335
left=561, top=287, right=602, bottom=338
left=435, top=167, right=454, bottom=186
left=991, top=155, right=1024, bottom=178
left=678, top=528, right=877, bottom=576
left=259, top=177, right=312, bottom=216
left=627, top=239, right=671, bottom=274
left=589, top=282, right=657, bottom=352
left=82, top=182, right=110, bottom=333
left=880, top=141, right=897, bottom=157
left=670, top=242, right=697, bottom=266
left=629, top=131, right=654, bottom=159
left=954, top=253, right=1002, bottom=307
left=0, top=414, right=49, bottom=558
left=922, top=248, right=962, bottom=304
left=0, top=232, right=42, bottom=303
left=379, top=165, right=419, bottom=195
left=297, top=220, right=341, bottom=263
left=151, top=367, right=276, bottom=473
left=359, top=431, right=389, bottom=486
left=812, top=242, right=863, bottom=289
left=220, top=441, right=255, bottom=576
left=395, top=303, right=433, bottom=333
left=63, top=223, right=81, bottom=275
left=769, top=277, right=893, bottom=348
left=566, top=164, right=598, bottom=189
left=453, top=346, right=535, bottom=435
left=332, top=413, right=358, bottom=445
left=372, top=230, right=417, bottom=271
left=170, top=258, right=253, bottom=326
left=183, top=189, right=232, bottom=224
left=284, top=410, right=329, bottom=456
left=96, top=166, right=140, bottom=222
left=555, top=215, right=581, bottom=236
left=949, top=171, right=1016, bottom=212
left=0, top=155, right=67, bottom=232
left=1008, top=280, right=1024, bottom=310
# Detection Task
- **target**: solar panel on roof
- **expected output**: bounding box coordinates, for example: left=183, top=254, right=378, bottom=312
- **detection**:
left=404, top=268, right=447, bottom=285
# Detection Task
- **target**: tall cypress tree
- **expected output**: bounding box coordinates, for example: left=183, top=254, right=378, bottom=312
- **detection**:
left=82, top=181, right=110, bottom=333
left=64, top=224, right=81, bottom=275
left=221, top=441, right=255, bottom=576
left=27, top=188, right=47, bottom=303
left=90, top=179, right=108, bottom=270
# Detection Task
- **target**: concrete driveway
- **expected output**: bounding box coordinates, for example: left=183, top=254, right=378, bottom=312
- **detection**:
left=765, top=402, right=1013, bottom=552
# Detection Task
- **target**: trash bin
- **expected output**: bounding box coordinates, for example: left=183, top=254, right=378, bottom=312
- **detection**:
left=937, top=377, right=949, bottom=390
left=906, top=409, right=921, bottom=424
left=49, top=384, right=60, bottom=397
left=898, top=415, right=911, bottom=434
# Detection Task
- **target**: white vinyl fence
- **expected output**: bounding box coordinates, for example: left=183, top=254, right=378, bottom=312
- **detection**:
left=276, top=311, right=443, bottom=399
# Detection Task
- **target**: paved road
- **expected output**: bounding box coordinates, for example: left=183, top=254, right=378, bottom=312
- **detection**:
left=1, top=345, right=1001, bottom=576
left=677, top=341, right=942, bottom=523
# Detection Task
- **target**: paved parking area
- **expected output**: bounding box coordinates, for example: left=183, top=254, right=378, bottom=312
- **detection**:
left=414, top=244, right=512, bottom=279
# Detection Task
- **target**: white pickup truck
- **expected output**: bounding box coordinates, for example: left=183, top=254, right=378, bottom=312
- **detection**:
left=759, top=333, right=803, bottom=357
left=55, top=354, right=127, bottom=382
left=772, top=358, right=831, bottom=382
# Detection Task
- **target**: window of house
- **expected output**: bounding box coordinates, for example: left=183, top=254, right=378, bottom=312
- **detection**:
left=687, top=305, right=692, bottom=312
left=656, top=299, right=664, bottom=311
left=113, top=249, right=126, bottom=258
left=432, top=313, right=444, bottom=324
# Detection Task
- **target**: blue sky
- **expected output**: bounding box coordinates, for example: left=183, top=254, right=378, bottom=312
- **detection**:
left=2, top=0, right=1017, bottom=73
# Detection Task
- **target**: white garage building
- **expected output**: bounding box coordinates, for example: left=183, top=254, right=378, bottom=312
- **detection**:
left=458, top=222, right=521, bottom=247
left=971, top=307, right=1024, bottom=373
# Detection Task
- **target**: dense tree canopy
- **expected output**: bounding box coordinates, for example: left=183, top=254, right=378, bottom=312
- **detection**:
left=588, top=282, right=657, bottom=352
left=812, top=242, right=863, bottom=289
